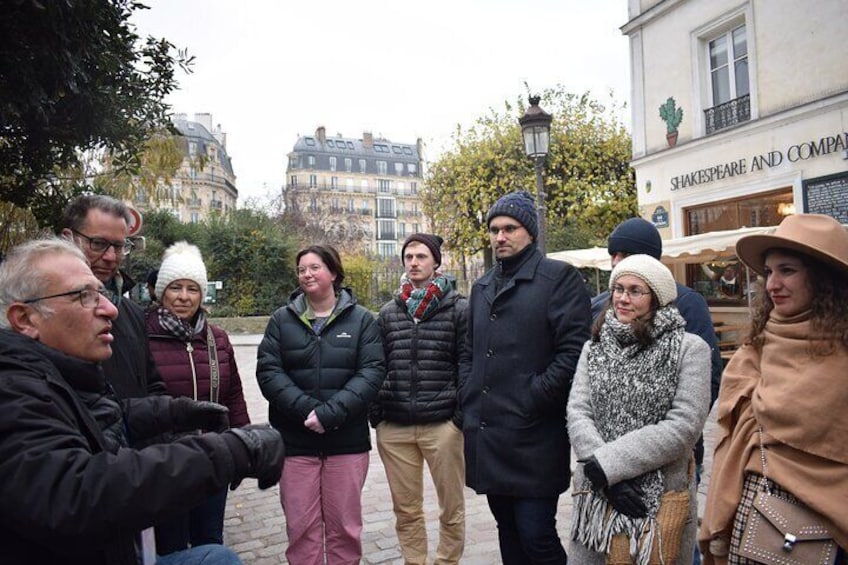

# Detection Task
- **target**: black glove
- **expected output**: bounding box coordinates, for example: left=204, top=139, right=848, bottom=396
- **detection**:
left=170, top=397, right=230, bottom=433
left=605, top=479, right=648, bottom=518
left=223, top=425, right=285, bottom=490
left=582, top=455, right=608, bottom=491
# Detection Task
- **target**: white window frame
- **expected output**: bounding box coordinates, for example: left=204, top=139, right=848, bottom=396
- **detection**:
left=690, top=5, right=758, bottom=135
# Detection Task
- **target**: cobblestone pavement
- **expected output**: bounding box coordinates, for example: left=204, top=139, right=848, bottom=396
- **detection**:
left=225, top=335, right=717, bottom=564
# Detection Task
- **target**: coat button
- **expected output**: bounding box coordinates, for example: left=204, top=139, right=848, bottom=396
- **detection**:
left=486, top=349, right=494, bottom=357
left=480, top=421, right=487, bottom=428
left=483, top=386, right=490, bottom=393
left=490, top=313, right=497, bottom=320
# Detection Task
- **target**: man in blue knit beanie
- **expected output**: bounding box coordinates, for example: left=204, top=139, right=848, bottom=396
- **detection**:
left=459, top=190, right=591, bottom=565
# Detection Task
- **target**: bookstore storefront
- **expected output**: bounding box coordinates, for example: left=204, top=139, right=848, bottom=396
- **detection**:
left=631, top=102, right=848, bottom=324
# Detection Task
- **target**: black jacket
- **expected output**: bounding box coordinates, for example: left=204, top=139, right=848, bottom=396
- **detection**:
left=102, top=275, right=166, bottom=398
left=371, top=288, right=468, bottom=427
left=0, top=330, right=238, bottom=565
left=257, top=288, right=385, bottom=457
left=458, top=246, right=591, bottom=497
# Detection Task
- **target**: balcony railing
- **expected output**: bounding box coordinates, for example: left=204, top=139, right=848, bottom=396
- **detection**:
left=704, top=94, right=750, bottom=135
left=210, top=200, right=223, bottom=210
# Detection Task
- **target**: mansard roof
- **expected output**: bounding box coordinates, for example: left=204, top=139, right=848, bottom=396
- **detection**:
left=291, top=133, right=420, bottom=162
left=172, top=118, right=236, bottom=178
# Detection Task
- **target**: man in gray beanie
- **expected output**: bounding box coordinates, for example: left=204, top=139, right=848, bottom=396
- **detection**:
left=459, top=190, right=591, bottom=564
left=591, top=217, right=722, bottom=565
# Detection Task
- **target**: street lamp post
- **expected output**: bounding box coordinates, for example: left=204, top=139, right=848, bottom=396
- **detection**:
left=519, top=95, right=553, bottom=254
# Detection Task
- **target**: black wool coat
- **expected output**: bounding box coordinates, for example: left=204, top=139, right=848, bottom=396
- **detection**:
left=458, top=246, right=591, bottom=497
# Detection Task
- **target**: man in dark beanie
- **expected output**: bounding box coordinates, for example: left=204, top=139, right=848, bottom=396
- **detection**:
left=591, top=217, right=722, bottom=565
left=459, top=190, right=591, bottom=564
left=372, top=233, right=468, bottom=564
left=400, top=233, right=443, bottom=269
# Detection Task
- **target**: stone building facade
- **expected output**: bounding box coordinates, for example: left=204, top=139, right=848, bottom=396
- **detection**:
left=132, top=113, right=238, bottom=223
left=622, top=0, right=848, bottom=321
left=284, top=126, right=427, bottom=258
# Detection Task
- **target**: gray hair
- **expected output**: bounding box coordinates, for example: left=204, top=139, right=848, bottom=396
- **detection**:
left=0, top=237, right=87, bottom=328
left=61, top=194, right=132, bottom=231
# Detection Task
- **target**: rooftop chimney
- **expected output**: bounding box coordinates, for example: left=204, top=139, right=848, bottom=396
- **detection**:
left=316, top=126, right=326, bottom=144
left=362, top=131, right=373, bottom=148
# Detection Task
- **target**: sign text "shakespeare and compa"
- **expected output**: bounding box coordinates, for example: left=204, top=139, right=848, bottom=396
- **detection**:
left=670, top=132, right=848, bottom=191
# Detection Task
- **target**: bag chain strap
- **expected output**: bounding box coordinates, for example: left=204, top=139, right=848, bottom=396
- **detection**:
left=757, top=425, right=772, bottom=496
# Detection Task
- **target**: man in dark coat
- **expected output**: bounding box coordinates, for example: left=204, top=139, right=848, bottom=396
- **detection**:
left=61, top=194, right=167, bottom=398
left=0, top=237, right=284, bottom=565
left=459, top=191, right=591, bottom=565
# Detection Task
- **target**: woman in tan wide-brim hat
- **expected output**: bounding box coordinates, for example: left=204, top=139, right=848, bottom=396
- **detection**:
left=699, top=213, right=848, bottom=564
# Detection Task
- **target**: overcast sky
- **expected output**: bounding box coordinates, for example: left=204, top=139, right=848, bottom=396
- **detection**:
left=132, top=1, right=632, bottom=202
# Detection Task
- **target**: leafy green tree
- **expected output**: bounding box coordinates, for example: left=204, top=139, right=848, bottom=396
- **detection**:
left=0, top=0, right=192, bottom=226
left=423, top=86, right=636, bottom=269
left=202, top=209, right=297, bottom=316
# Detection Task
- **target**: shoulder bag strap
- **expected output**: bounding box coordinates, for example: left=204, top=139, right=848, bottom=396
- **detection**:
left=757, top=425, right=772, bottom=495
left=206, top=324, right=220, bottom=403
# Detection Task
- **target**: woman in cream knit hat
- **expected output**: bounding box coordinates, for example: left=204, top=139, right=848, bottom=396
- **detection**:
left=568, top=254, right=711, bottom=565
left=147, top=241, right=251, bottom=555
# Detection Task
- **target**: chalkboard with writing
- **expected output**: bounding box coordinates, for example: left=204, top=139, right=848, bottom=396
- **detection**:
left=803, top=172, right=848, bottom=223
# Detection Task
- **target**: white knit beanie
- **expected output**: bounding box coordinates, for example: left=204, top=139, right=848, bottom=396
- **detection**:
left=610, top=254, right=677, bottom=306
left=155, top=241, right=208, bottom=301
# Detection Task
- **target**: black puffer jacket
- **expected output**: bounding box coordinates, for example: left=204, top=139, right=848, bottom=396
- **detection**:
left=0, top=330, right=238, bottom=565
left=371, top=288, right=467, bottom=427
left=256, top=288, right=385, bottom=457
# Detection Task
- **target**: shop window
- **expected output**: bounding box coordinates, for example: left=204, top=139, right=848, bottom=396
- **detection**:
left=684, top=188, right=792, bottom=305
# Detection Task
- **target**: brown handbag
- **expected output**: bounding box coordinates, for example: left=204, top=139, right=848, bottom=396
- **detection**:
left=737, top=427, right=836, bottom=565
left=606, top=459, right=693, bottom=565
left=607, top=488, right=690, bottom=564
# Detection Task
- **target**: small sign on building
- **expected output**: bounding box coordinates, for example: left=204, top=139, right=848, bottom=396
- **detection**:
left=651, top=206, right=669, bottom=228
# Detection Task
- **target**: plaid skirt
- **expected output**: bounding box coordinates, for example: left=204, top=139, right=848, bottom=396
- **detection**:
left=728, top=472, right=846, bottom=564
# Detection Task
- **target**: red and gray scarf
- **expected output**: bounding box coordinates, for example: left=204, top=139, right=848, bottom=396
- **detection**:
left=398, top=272, right=451, bottom=322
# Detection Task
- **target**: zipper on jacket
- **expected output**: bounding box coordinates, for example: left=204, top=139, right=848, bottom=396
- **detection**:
left=186, top=342, right=198, bottom=401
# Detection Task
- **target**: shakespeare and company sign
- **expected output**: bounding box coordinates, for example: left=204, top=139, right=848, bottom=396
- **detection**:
left=669, top=131, right=848, bottom=191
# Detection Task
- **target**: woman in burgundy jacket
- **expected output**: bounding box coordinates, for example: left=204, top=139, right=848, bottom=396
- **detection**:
left=146, top=241, right=250, bottom=556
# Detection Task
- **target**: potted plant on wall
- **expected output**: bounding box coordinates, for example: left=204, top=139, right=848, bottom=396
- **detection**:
left=659, top=97, right=683, bottom=147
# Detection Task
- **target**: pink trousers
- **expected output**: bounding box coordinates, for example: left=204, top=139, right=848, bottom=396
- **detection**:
left=279, top=453, right=369, bottom=565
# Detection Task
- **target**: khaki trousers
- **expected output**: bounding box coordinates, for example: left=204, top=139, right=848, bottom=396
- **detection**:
left=376, top=420, right=466, bottom=565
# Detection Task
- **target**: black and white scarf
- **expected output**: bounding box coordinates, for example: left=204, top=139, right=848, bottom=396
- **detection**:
left=571, top=305, right=686, bottom=564
left=157, top=307, right=205, bottom=341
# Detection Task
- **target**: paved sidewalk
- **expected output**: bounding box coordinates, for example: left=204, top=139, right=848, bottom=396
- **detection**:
left=225, top=336, right=717, bottom=564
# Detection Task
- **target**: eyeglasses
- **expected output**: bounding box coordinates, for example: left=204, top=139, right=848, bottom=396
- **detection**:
left=23, top=287, right=118, bottom=309
left=72, top=229, right=135, bottom=256
left=488, top=224, right=523, bottom=236
left=612, top=285, right=651, bottom=299
left=297, top=264, right=326, bottom=276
